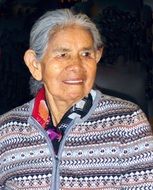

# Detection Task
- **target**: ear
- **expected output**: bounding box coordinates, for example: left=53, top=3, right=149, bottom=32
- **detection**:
left=95, top=47, right=103, bottom=63
left=24, top=49, right=42, bottom=81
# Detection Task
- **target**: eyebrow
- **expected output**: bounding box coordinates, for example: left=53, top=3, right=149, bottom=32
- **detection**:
left=52, top=48, right=71, bottom=53
left=81, top=47, right=95, bottom=51
left=52, top=46, right=95, bottom=53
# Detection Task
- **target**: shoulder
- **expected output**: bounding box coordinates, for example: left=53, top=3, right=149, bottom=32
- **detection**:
left=95, top=90, right=140, bottom=116
left=0, top=100, right=35, bottom=146
left=91, top=91, right=153, bottom=142
left=94, top=91, right=150, bottom=130
left=0, top=100, right=33, bottom=127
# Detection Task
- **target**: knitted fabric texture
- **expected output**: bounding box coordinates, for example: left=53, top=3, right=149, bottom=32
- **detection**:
left=0, top=90, right=153, bottom=190
left=32, top=87, right=93, bottom=154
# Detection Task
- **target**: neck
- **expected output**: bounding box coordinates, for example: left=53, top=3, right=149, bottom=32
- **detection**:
left=46, top=95, right=75, bottom=127
left=49, top=102, right=69, bottom=126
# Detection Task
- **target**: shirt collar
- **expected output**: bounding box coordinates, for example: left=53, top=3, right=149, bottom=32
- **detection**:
left=32, top=88, right=50, bottom=128
left=32, top=87, right=96, bottom=128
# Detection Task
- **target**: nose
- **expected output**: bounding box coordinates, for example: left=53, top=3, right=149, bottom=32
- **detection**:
left=66, top=56, right=84, bottom=73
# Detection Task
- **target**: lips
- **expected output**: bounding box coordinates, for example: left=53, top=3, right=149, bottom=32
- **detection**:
left=63, top=79, right=84, bottom=85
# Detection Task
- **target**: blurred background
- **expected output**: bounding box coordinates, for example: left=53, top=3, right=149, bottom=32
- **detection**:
left=0, top=0, right=153, bottom=126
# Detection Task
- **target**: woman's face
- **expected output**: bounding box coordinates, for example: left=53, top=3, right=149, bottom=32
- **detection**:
left=39, top=26, right=102, bottom=105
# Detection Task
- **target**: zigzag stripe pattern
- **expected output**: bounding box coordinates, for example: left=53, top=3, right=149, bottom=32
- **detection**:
left=1, top=93, right=153, bottom=189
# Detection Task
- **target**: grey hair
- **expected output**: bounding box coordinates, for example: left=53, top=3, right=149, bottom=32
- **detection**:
left=29, top=8, right=104, bottom=96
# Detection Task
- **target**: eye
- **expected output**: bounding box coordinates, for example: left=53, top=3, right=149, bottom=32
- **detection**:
left=55, top=52, right=70, bottom=60
left=81, top=50, right=94, bottom=59
left=82, top=51, right=91, bottom=57
left=58, top=53, right=67, bottom=57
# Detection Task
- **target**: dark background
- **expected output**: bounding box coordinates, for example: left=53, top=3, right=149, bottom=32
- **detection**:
left=0, top=0, right=153, bottom=124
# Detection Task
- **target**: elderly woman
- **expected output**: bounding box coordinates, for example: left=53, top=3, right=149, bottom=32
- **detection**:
left=1, top=9, right=153, bottom=190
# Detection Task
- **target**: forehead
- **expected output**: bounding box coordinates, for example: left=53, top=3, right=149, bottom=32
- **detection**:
left=50, top=24, right=92, bottom=38
left=47, top=25, right=94, bottom=50
left=41, top=26, right=95, bottom=61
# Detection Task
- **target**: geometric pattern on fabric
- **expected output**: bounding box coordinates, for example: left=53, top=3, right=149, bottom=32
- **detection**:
left=1, top=91, right=153, bottom=189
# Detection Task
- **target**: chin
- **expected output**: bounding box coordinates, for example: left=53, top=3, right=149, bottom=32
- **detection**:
left=68, top=91, right=85, bottom=101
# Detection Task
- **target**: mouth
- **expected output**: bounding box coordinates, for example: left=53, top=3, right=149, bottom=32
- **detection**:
left=63, top=79, right=84, bottom=85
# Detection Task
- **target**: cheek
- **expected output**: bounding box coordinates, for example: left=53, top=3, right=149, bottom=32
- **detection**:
left=84, top=67, right=96, bottom=92
left=86, top=64, right=97, bottom=80
left=42, top=64, right=61, bottom=82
